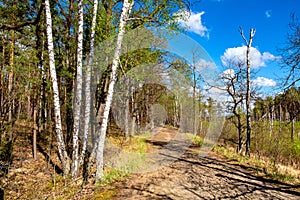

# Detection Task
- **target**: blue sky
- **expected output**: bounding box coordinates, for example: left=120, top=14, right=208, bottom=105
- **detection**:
left=176, top=0, right=300, bottom=95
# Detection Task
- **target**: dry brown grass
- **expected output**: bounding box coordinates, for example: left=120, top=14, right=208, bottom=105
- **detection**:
left=0, top=121, right=115, bottom=200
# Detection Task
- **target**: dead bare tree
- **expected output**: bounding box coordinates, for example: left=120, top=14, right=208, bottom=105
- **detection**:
left=280, top=13, right=300, bottom=88
left=240, top=27, right=256, bottom=157
left=221, top=62, right=246, bottom=154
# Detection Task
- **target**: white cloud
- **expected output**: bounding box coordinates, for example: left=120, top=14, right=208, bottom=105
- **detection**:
left=265, top=10, right=272, bottom=18
left=196, top=59, right=216, bottom=70
left=222, top=69, right=235, bottom=79
left=253, top=77, right=277, bottom=87
left=176, top=10, right=209, bottom=38
left=195, top=59, right=220, bottom=85
left=221, top=46, right=280, bottom=68
left=262, top=52, right=281, bottom=60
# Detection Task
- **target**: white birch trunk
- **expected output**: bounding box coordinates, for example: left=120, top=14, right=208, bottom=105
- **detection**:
left=95, top=0, right=134, bottom=182
left=80, top=0, right=99, bottom=166
left=71, top=0, right=84, bottom=178
left=45, top=0, right=70, bottom=175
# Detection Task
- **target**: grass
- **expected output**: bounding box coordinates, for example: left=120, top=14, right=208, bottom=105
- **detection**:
left=213, top=145, right=300, bottom=185
left=92, top=132, right=155, bottom=199
left=185, top=133, right=204, bottom=146
left=99, top=168, right=128, bottom=185
left=108, top=131, right=152, bottom=154
left=92, top=189, right=116, bottom=200
left=184, top=131, right=299, bottom=185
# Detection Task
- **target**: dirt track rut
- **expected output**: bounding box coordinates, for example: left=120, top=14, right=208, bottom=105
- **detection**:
left=111, top=150, right=300, bottom=199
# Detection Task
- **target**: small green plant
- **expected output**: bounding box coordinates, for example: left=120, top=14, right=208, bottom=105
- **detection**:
left=185, top=133, right=204, bottom=147
left=127, top=136, right=148, bottom=153
left=98, top=167, right=128, bottom=185
left=270, top=171, right=295, bottom=183
left=93, top=189, right=116, bottom=200
left=139, top=132, right=152, bottom=140
left=292, top=139, right=300, bottom=156
left=194, top=136, right=204, bottom=146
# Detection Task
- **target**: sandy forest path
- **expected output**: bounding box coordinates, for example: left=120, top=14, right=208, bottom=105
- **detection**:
left=110, top=127, right=300, bottom=200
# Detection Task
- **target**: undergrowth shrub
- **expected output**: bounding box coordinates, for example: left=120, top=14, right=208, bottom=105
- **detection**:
left=220, top=119, right=300, bottom=169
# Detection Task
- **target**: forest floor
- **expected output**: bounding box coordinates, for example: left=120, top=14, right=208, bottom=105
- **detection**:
left=1, top=124, right=300, bottom=199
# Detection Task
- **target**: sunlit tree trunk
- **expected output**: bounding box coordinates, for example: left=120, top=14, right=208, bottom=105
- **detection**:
left=45, top=0, right=70, bottom=175
left=291, top=116, right=295, bottom=141
left=26, top=72, right=31, bottom=119
left=198, top=102, right=203, bottom=135
left=71, top=0, right=84, bottom=178
left=269, top=104, right=274, bottom=136
left=192, top=62, right=197, bottom=135
left=33, top=87, right=38, bottom=160
left=8, top=29, right=15, bottom=123
left=8, top=29, right=15, bottom=141
left=80, top=0, right=99, bottom=166
left=95, top=0, right=134, bottom=182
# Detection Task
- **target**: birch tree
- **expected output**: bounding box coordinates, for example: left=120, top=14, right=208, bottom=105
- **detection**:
left=79, top=0, right=99, bottom=167
left=95, top=0, right=134, bottom=182
left=71, top=0, right=84, bottom=178
left=45, top=0, right=70, bottom=175
left=240, top=27, right=256, bottom=157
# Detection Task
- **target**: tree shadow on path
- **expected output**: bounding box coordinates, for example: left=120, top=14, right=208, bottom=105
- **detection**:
left=163, top=151, right=300, bottom=199
left=112, top=150, right=300, bottom=200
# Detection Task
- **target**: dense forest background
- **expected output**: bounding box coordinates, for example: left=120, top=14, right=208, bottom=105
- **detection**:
left=0, top=0, right=300, bottom=194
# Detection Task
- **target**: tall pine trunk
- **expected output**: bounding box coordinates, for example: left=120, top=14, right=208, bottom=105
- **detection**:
left=45, top=0, right=70, bottom=175
left=8, top=29, right=15, bottom=136
left=0, top=44, right=5, bottom=116
left=95, top=0, right=134, bottom=182
left=33, top=88, right=38, bottom=160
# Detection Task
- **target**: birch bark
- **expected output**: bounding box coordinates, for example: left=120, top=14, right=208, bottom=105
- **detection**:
left=80, top=0, right=99, bottom=166
left=71, top=0, right=84, bottom=178
left=45, top=0, right=70, bottom=175
left=95, top=0, right=134, bottom=182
